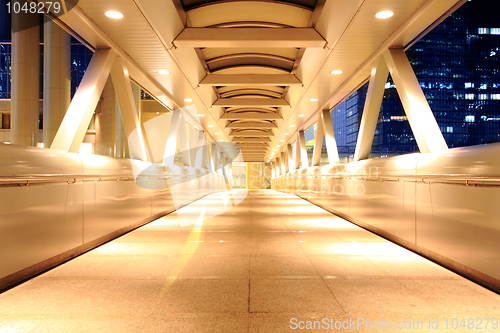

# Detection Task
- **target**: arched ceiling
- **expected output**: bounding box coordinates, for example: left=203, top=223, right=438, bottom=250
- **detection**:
left=53, top=0, right=465, bottom=162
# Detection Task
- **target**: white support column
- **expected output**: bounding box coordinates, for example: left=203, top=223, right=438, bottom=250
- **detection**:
left=177, top=116, right=192, bottom=167
left=287, top=144, right=294, bottom=173
left=384, top=48, right=448, bottom=153
left=312, top=121, right=323, bottom=167
left=110, top=57, right=149, bottom=161
left=275, top=157, right=281, bottom=177
left=321, top=110, right=340, bottom=164
left=210, top=143, right=219, bottom=173
left=51, top=49, right=117, bottom=152
left=284, top=148, right=289, bottom=173
left=43, top=20, right=71, bottom=148
left=271, top=161, right=276, bottom=178
left=293, top=140, right=300, bottom=170
left=280, top=152, right=286, bottom=175
left=11, top=12, right=40, bottom=146
left=210, top=143, right=217, bottom=172
left=298, top=131, right=309, bottom=169
left=354, top=57, right=389, bottom=161
left=163, top=109, right=182, bottom=166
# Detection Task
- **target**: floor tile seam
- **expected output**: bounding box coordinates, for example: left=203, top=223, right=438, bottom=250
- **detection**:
left=303, top=252, right=349, bottom=315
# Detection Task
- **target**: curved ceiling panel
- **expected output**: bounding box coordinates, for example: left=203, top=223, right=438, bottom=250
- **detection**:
left=206, top=53, right=295, bottom=72
left=181, top=0, right=318, bottom=11
left=186, top=1, right=314, bottom=28
left=219, top=88, right=283, bottom=99
left=212, top=66, right=290, bottom=75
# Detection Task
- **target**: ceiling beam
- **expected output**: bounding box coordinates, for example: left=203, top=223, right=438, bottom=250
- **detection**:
left=200, top=74, right=302, bottom=86
left=213, top=98, right=289, bottom=108
left=236, top=143, right=270, bottom=147
left=230, top=130, right=274, bottom=137
left=233, top=137, right=272, bottom=143
left=173, top=28, right=326, bottom=48
left=226, top=122, right=278, bottom=129
left=221, top=112, right=282, bottom=120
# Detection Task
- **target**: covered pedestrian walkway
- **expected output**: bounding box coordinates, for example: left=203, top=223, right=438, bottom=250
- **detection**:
left=1, top=190, right=499, bottom=332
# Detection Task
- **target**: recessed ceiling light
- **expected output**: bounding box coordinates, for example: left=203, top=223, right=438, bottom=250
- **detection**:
left=214, top=132, right=219, bottom=135
left=310, top=98, right=318, bottom=102
left=376, top=10, right=394, bottom=19
left=277, top=145, right=281, bottom=147
left=331, top=70, right=343, bottom=75
left=280, top=140, right=284, bottom=142
left=158, top=70, right=170, bottom=75
left=208, top=125, right=214, bottom=128
left=298, top=114, right=305, bottom=117
left=219, top=139, right=223, bottom=142
left=198, top=114, right=205, bottom=117
left=105, top=11, right=123, bottom=19
left=290, top=125, right=296, bottom=128
left=184, top=98, right=193, bottom=102
left=274, top=149, right=278, bottom=151
left=284, top=133, right=289, bottom=135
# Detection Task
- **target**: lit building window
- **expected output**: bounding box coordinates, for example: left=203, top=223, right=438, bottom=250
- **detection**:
left=491, top=94, right=500, bottom=100
left=465, top=115, right=475, bottom=122
left=491, top=28, right=500, bottom=35
left=478, top=28, right=489, bottom=34
left=479, top=83, right=488, bottom=90
left=446, top=127, right=454, bottom=133
left=465, top=82, right=474, bottom=89
left=479, top=94, right=488, bottom=100
left=465, top=94, right=475, bottom=100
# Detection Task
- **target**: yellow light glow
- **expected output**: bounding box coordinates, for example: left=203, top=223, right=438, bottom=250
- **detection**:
left=376, top=10, right=394, bottom=19
left=290, top=125, right=295, bottom=128
left=158, top=70, right=170, bottom=75
left=105, top=11, right=124, bottom=19
left=331, top=70, right=343, bottom=75
left=198, top=114, right=205, bottom=117
left=298, top=114, right=305, bottom=117
left=184, top=98, right=193, bottom=102
left=208, top=125, right=214, bottom=128
left=214, top=132, right=219, bottom=135
left=310, top=98, right=318, bottom=102
left=284, top=133, right=289, bottom=135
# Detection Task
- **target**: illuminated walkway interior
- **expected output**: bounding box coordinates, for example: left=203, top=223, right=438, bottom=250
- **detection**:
left=1, top=190, right=500, bottom=332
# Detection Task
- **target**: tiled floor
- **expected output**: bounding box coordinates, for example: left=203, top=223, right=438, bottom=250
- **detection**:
left=1, top=190, right=500, bottom=332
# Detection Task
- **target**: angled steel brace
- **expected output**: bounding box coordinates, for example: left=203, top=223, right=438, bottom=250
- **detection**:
left=51, top=48, right=116, bottom=152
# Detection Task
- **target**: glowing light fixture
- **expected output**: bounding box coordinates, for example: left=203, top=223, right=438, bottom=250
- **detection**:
left=310, top=98, right=318, bottom=102
left=331, top=70, right=343, bottom=75
left=298, top=114, right=305, bottom=117
left=284, top=133, right=289, bottom=135
left=158, top=70, right=170, bottom=75
left=280, top=140, right=284, bottom=142
left=214, top=132, right=219, bottom=135
left=277, top=145, right=281, bottom=147
left=198, top=114, right=205, bottom=117
left=105, top=11, right=124, bottom=19
left=290, top=125, right=296, bottom=128
left=184, top=98, right=193, bottom=102
left=376, top=10, right=393, bottom=19
left=219, top=139, right=223, bottom=142
left=208, top=125, right=214, bottom=128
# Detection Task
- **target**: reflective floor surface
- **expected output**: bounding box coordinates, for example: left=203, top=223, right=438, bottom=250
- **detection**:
left=1, top=189, right=500, bottom=332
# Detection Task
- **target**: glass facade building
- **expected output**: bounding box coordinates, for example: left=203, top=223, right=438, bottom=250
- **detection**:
left=332, top=0, right=500, bottom=157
